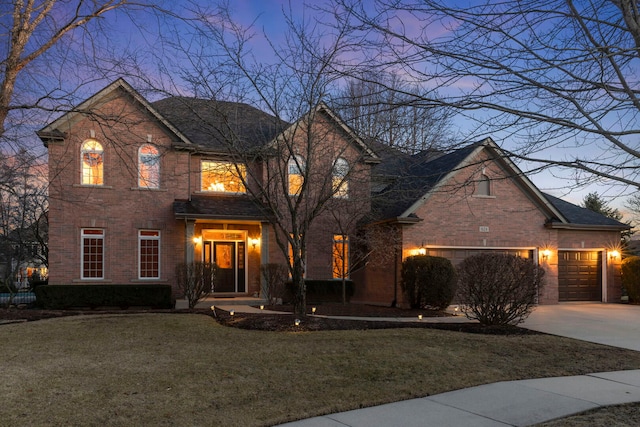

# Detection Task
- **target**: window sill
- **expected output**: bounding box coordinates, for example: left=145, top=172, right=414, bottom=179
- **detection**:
left=130, top=187, right=168, bottom=192
left=131, top=278, right=167, bottom=282
left=72, top=279, right=111, bottom=283
left=472, top=195, right=496, bottom=199
left=73, top=184, right=113, bottom=189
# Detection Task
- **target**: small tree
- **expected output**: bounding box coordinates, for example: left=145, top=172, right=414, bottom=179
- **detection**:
left=401, top=255, right=457, bottom=310
left=260, top=263, right=288, bottom=305
left=456, top=253, right=544, bottom=326
left=175, top=262, right=218, bottom=309
left=621, top=256, right=640, bottom=303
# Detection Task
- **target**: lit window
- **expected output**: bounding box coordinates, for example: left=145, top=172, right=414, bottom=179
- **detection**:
left=81, top=140, right=104, bottom=185
left=201, top=161, right=246, bottom=193
left=138, top=144, right=160, bottom=188
left=288, top=155, right=305, bottom=196
left=476, top=174, right=491, bottom=196
left=81, top=229, right=104, bottom=279
left=139, top=230, right=160, bottom=279
left=332, top=157, right=349, bottom=198
left=332, top=234, right=349, bottom=279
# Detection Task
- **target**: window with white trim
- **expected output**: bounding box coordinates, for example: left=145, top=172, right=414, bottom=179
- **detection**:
left=288, top=155, right=305, bottom=196
left=332, top=157, right=349, bottom=198
left=139, top=230, right=160, bottom=279
left=476, top=174, right=491, bottom=196
left=138, top=144, right=160, bottom=188
left=201, top=160, right=246, bottom=193
left=81, top=229, right=104, bottom=279
left=81, top=140, right=104, bottom=185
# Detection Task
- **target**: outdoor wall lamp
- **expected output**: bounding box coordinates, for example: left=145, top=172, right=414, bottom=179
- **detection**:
left=542, top=249, right=552, bottom=260
left=609, top=250, right=620, bottom=260
left=250, top=237, right=260, bottom=249
left=193, top=236, right=202, bottom=244
left=417, top=247, right=427, bottom=256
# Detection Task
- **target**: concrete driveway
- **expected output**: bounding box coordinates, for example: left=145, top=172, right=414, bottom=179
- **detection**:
left=523, top=303, right=640, bottom=351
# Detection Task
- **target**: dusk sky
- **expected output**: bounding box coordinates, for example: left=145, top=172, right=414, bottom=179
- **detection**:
left=14, top=0, right=636, bottom=217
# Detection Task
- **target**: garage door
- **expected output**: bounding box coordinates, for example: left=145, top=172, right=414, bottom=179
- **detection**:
left=558, top=251, right=602, bottom=302
left=427, top=248, right=533, bottom=266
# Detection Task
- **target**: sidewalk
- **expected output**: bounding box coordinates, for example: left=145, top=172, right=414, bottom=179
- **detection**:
left=276, top=370, right=640, bottom=426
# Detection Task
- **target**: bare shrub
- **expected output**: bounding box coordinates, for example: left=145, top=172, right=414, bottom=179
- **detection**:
left=175, top=262, right=218, bottom=309
left=456, top=253, right=544, bottom=325
left=260, top=263, right=288, bottom=304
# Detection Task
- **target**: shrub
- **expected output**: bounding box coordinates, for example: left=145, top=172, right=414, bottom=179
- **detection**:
left=456, top=253, right=544, bottom=326
left=34, top=284, right=172, bottom=309
left=285, top=279, right=355, bottom=303
left=621, top=256, right=640, bottom=303
left=401, top=255, right=457, bottom=310
left=260, top=263, right=288, bottom=304
left=175, top=262, right=218, bottom=309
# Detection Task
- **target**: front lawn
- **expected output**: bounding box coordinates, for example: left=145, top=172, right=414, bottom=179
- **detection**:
left=2, top=313, right=640, bottom=426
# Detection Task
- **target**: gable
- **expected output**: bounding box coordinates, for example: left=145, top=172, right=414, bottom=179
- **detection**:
left=38, top=79, right=190, bottom=147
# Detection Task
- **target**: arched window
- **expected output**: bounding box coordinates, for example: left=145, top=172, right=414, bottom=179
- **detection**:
left=332, top=157, right=349, bottom=198
left=138, top=144, right=160, bottom=188
left=81, top=140, right=104, bottom=185
left=476, top=174, right=491, bottom=196
left=288, top=155, right=305, bottom=196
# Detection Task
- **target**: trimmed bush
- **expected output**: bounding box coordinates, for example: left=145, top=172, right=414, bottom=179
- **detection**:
left=456, top=253, right=544, bottom=326
left=34, top=284, right=173, bottom=309
left=285, top=279, right=355, bottom=303
left=401, top=255, right=457, bottom=310
left=621, top=256, right=640, bottom=303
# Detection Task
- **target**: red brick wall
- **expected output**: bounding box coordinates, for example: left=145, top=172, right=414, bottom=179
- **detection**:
left=47, top=88, right=189, bottom=296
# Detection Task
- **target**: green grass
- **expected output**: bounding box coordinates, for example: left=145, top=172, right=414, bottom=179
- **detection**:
left=2, top=313, right=640, bottom=426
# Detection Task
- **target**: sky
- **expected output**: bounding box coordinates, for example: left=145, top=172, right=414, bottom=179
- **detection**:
left=11, top=0, right=636, bottom=220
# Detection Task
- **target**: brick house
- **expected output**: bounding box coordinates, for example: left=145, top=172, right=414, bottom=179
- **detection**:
left=354, top=140, right=629, bottom=306
left=38, top=79, right=628, bottom=306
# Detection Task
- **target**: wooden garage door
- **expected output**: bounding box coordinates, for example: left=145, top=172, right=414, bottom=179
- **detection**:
left=558, top=251, right=602, bottom=302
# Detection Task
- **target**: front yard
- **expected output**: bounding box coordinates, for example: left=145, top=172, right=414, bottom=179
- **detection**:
left=2, top=313, right=640, bottom=426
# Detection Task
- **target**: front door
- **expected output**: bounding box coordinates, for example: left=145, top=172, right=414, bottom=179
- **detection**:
left=203, top=235, right=246, bottom=293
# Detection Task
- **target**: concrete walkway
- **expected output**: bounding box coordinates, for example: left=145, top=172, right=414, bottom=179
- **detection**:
left=277, top=370, right=640, bottom=427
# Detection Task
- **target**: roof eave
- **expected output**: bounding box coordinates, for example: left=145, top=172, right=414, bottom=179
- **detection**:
left=545, top=222, right=631, bottom=231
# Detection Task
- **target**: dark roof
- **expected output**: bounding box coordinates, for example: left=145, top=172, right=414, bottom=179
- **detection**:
left=174, top=195, right=268, bottom=221
left=152, top=97, right=286, bottom=151
left=372, top=142, right=481, bottom=219
left=543, top=193, right=630, bottom=228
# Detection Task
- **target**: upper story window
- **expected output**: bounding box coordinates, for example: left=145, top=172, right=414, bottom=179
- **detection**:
left=332, top=157, right=349, bottom=198
left=81, top=140, right=104, bottom=185
left=138, top=144, right=160, bottom=189
left=288, top=155, right=305, bottom=196
left=201, top=160, right=246, bottom=193
left=476, top=174, right=491, bottom=196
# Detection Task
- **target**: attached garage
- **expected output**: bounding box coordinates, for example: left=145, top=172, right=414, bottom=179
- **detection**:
left=558, top=250, right=602, bottom=302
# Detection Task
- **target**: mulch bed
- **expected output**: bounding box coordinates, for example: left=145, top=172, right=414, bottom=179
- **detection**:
left=0, top=302, right=538, bottom=335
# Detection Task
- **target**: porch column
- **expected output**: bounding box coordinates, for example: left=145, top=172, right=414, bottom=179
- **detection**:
left=185, top=220, right=196, bottom=264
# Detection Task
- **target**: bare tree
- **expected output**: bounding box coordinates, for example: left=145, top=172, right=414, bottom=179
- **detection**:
left=150, top=3, right=377, bottom=317
left=332, top=0, right=640, bottom=190
left=333, top=72, right=455, bottom=154
left=0, top=149, right=48, bottom=305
